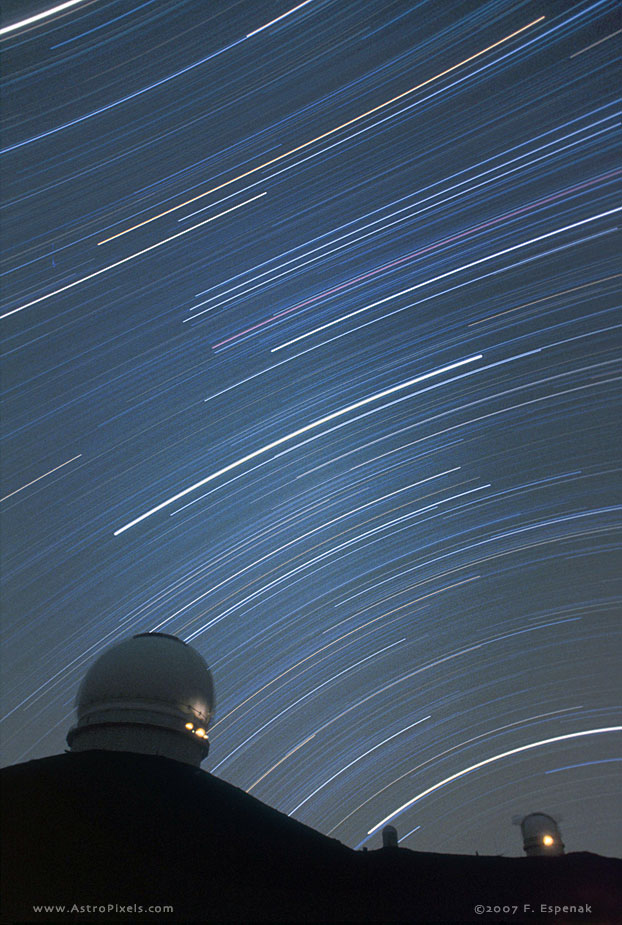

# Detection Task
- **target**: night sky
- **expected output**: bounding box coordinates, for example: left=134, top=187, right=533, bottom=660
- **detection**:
left=1, top=0, right=621, bottom=858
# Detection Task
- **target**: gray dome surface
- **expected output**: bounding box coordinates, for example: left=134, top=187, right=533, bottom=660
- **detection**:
left=76, top=633, right=215, bottom=724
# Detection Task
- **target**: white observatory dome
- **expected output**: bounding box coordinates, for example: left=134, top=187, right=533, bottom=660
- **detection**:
left=514, top=812, right=565, bottom=856
left=66, top=633, right=215, bottom=767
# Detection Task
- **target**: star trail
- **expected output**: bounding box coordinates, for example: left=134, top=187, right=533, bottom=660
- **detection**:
left=1, top=0, right=620, bottom=858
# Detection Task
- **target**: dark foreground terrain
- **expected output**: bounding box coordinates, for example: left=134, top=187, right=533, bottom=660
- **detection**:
left=2, top=751, right=620, bottom=923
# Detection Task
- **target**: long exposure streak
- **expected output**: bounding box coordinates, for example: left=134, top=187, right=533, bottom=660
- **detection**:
left=114, top=356, right=482, bottom=534
left=367, top=727, right=622, bottom=836
left=97, top=17, right=545, bottom=245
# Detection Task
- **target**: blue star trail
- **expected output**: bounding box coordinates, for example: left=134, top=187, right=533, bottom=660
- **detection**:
left=1, top=0, right=620, bottom=858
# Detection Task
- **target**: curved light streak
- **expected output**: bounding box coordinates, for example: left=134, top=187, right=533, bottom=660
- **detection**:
left=269, top=207, right=622, bottom=352
left=96, top=17, right=545, bottom=245
left=113, top=355, right=482, bottom=535
left=290, top=716, right=431, bottom=815
left=0, top=0, right=88, bottom=37
left=0, top=194, right=265, bottom=320
left=0, top=454, right=82, bottom=503
left=367, top=726, right=622, bottom=835
left=1, top=2, right=316, bottom=150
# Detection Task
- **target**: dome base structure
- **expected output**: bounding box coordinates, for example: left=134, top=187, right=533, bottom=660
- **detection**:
left=67, top=719, right=210, bottom=765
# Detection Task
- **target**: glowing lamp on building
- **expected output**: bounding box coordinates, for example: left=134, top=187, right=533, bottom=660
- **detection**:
left=512, top=813, right=565, bottom=856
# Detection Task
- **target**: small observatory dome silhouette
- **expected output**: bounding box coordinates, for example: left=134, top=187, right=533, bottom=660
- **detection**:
left=513, top=812, right=565, bottom=856
left=66, top=632, right=215, bottom=767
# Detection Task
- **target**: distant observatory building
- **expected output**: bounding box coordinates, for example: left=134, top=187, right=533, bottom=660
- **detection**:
left=513, top=812, right=565, bottom=857
left=66, top=632, right=215, bottom=767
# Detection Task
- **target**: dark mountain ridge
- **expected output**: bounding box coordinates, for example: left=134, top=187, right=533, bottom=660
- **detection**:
left=2, top=751, right=620, bottom=923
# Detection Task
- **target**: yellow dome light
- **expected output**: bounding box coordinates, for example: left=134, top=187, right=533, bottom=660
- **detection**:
left=185, top=722, right=194, bottom=730
left=542, top=835, right=554, bottom=847
left=195, top=728, right=206, bottom=737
